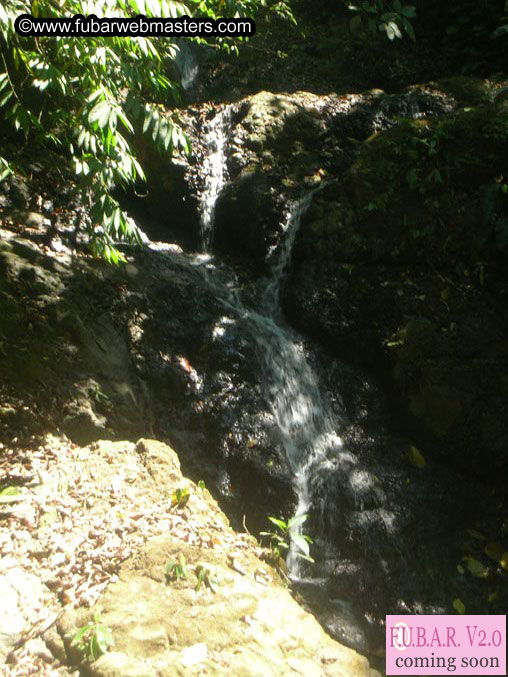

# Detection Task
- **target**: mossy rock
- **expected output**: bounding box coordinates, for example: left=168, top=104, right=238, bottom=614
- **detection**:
left=431, top=76, right=496, bottom=106
left=342, top=97, right=508, bottom=264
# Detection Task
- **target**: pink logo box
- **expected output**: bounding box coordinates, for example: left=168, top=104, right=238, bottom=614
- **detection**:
left=386, top=615, right=506, bottom=675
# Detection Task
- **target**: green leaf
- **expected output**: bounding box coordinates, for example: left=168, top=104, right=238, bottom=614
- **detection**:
left=95, top=626, right=111, bottom=653
left=453, top=598, right=466, bottom=614
left=0, top=486, right=22, bottom=503
left=89, top=100, right=109, bottom=128
left=402, top=17, right=416, bottom=41
left=267, top=516, right=288, bottom=532
left=408, top=445, right=426, bottom=468
left=292, top=533, right=310, bottom=557
left=0, top=157, right=13, bottom=182
left=72, top=623, right=93, bottom=645
left=142, top=109, right=153, bottom=134
left=0, top=90, right=14, bottom=108
left=401, top=5, right=416, bottom=18
left=90, top=633, right=100, bottom=660
left=465, top=557, right=489, bottom=578
left=288, top=514, right=307, bottom=530
left=388, top=20, right=402, bottom=38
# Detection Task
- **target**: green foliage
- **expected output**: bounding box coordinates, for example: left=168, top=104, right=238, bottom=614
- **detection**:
left=348, top=0, right=416, bottom=41
left=0, top=0, right=291, bottom=261
left=260, top=513, right=314, bottom=563
left=483, top=181, right=508, bottom=251
left=171, top=486, right=190, bottom=508
left=0, top=156, right=13, bottom=182
left=195, top=562, right=218, bottom=592
left=0, top=485, right=22, bottom=503
left=165, top=553, right=189, bottom=581
left=417, top=0, right=508, bottom=73
left=71, top=612, right=114, bottom=661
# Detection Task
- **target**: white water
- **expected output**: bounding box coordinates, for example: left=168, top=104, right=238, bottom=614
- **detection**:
left=175, top=42, right=199, bottom=91
left=197, top=108, right=343, bottom=577
left=199, top=107, right=231, bottom=252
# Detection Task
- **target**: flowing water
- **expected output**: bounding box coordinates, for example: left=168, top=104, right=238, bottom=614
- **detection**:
left=133, top=95, right=502, bottom=658
left=196, top=109, right=344, bottom=576
left=199, top=107, right=232, bottom=252
left=175, top=41, right=199, bottom=91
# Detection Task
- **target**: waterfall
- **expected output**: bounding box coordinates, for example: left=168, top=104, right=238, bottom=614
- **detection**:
left=197, top=108, right=342, bottom=577
left=175, top=41, right=199, bottom=91
left=199, top=107, right=231, bottom=252
left=251, top=195, right=342, bottom=575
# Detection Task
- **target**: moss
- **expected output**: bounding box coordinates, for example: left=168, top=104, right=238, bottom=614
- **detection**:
left=432, top=76, right=496, bottom=106
left=341, top=95, right=508, bottom=268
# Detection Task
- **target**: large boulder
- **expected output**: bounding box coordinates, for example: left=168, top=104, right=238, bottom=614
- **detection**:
left=0, top=228, right=295, bottom=527
left=49, top=439, right=373, bottom=677
left=213, top=91, right=357, bottom=264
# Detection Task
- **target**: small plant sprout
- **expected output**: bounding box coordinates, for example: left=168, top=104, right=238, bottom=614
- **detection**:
left=165, top=553, right=189, bottom=582
left=195, top=563, right=218, bottom=593
left=261, top=514, right=314, bottom=563
left=171, top=486, right=190, bottom=508
left=198, top=480, right=206, bottom=491
left=71, top=612, right=114, bottom=661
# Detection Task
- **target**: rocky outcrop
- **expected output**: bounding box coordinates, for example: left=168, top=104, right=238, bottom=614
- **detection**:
left=213, top=90, right=358, bottom=264
left=283, top=83, right=508, bottom=480
left=2, top=77, right=507, bottom=668
left=208, top=86, right=456, bottom=265
left=0, top=226, right=295, bottom=528
left=0, top=436, right=375, bottom=675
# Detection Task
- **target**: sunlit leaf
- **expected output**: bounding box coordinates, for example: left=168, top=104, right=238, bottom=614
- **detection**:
left=0, top=486, right=22, bottom=503
left=408, top=445, right=425, bottom=468
left=288, top=514, right=307, bottom=530
left=453, top=598, right=465, bottom=614
left=464, top=556, right=489, bottom=578
left=268, top=516, right=287, bottom=532
left=292, top=533, right=310, bottom=557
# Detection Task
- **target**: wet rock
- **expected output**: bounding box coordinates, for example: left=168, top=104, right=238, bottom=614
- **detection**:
left=0, top=232, right=295, bottom=527
left=214, top=164, right=280, bottom=262
left=285, top=91, right=508, bottom=480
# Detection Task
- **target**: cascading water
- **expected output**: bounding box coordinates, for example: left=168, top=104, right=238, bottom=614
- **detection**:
left=263, top=207, right=344, bottom=574
left=196, top=108, right=344, bottom=577
left=198, top=107, right=232, bottom=252
left=128, top=93, right=497, bottom=658
left=175, top=41, right=199, bottom=91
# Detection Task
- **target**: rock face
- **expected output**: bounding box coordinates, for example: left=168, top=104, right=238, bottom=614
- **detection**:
left=0, top=435, right=376, bottom=674
left=2, top=77, right=508, bottom=668
left=67, top=536, right=373, bottom=676
left=213, top=91, right=358, bottom=264
left=0, top=566, right=54, bottom=663
left=196, top=81, right=508, bottom=480
left=0, top=228, right=295, bottom=529
left=284, top=85, right=508, bottom=479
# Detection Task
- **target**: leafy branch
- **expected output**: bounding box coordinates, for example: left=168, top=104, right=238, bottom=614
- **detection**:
left=0, top=0, right=293, bottom=261
left=348, top=0, right=416, bottom=41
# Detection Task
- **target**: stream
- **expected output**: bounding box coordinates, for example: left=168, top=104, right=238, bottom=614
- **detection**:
left=124, top=95, right=503, bottom=660
left=195, top=109, right=348, bottom=578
